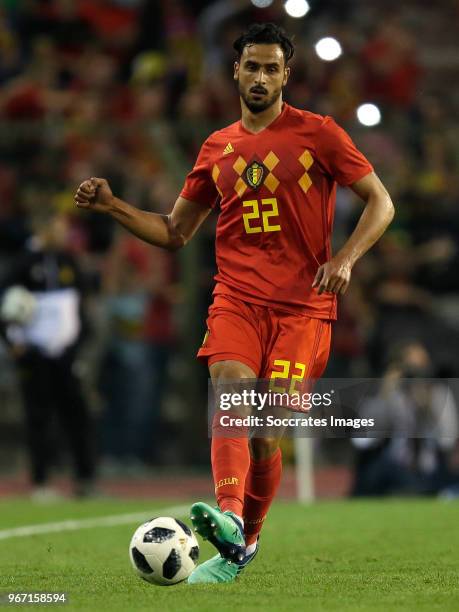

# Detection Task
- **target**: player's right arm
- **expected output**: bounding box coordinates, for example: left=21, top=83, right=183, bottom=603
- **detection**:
left=74, top=177, right=212, bottom=251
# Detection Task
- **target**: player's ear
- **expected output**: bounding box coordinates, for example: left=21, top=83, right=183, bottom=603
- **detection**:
left=234, top=61, right=240, bottom=81
left=283, top=66, right=291, bottom=86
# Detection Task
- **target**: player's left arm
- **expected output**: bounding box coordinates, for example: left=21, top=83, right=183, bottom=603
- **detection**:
left=313, top=171, right=394, bottom=295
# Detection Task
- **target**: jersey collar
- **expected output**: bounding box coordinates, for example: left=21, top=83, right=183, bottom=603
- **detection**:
left=239, top=102, right=289, bottom=136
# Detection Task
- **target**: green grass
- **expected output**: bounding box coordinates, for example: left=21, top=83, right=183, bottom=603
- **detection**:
left=0, top=497, right=458, bottom=611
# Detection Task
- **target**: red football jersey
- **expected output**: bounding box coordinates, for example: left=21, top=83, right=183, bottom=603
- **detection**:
left=180, top=103, right=373, bottom=319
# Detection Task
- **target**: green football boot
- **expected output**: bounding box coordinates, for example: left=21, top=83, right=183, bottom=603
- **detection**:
left=189, top=502, right=246, bottom=563
left=187, top=540, right=259, bottom=585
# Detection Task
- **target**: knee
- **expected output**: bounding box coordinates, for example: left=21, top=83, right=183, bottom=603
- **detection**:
left=210, top=360, right=256, bottom=418
left=249, top=437, right=280, bottom=461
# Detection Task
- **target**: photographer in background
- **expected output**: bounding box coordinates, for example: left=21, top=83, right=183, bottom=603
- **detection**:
left=0, top=210, right=96, bottom=500
left=351, top=341, right=459, bottom=497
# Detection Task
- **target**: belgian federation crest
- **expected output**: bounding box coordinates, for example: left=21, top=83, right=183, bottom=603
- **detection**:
left=246, top=161, right=265, bottom=190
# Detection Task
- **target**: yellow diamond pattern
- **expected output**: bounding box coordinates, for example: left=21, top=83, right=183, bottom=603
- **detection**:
left=212, top=164, right=220, bottom=183
left=298, top=149, right=313, bottom=194
left=264, top=172, right=279, bottom=194
left=299, top=150, right=313, bottom=170
left=233, top=156, right=247, bottom=176
left=263, top=151, right=279, bottom=172
left=234, top=177, right=247, bottom=198
left=298, top=173, right=312, bottom=194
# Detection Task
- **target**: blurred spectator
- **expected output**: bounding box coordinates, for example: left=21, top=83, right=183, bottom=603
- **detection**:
left=367, top=231, right=459, bottom=375
left=351, top=341, right=459, bottom=497
left=99, top=230, right=154, bottom=473
left=0, top=210, right=96, bottom=499
left=361, top=18, right=421, bottom=108
left=99, top=221, right=178, bottom=472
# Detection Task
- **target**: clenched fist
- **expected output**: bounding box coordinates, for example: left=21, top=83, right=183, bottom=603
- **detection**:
left=74, top=177, right=114, bottom=213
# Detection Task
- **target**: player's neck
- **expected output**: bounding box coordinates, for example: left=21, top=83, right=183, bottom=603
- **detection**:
left=240, top=98, right=284, bottom=134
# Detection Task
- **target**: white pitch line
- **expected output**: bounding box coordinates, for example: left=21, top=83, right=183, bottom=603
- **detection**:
left=0, top=504, right=191, bottom=541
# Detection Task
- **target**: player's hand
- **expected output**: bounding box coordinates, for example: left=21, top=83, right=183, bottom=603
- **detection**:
left=312, top=256, right=352, bottom=295
left=74, top=177, right=114, bottom=213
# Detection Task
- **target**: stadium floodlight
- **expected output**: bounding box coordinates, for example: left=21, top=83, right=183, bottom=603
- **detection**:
left=315, top=37, right=342, bottom=61
left=356, top=103, right=381, bottom=127
left=250, top=0, right=274, bottom=6
left=284, top=0, right=310, bottom=19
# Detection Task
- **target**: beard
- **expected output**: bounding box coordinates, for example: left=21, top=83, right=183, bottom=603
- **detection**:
left=237, top=80, right=282, bottom=114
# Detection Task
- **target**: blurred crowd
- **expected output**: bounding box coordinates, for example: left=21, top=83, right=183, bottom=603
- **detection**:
left=1, top=0, right=459, bottom=493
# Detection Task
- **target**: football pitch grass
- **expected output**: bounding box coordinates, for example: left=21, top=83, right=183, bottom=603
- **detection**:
left=0, top=497, right=458, bottom=611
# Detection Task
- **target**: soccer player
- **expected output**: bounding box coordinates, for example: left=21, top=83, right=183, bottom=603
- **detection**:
left=75, top=23, right=394, bottom=583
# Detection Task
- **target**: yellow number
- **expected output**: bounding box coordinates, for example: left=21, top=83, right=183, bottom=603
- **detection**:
left=289, top=362, right=306, bottom=395
left=242, top=200, right=262, bottom=234
left=269, top=360, right=306, bottom=394
left=261, top=198, right=281, bottom=232
left=269, top=359, right=290, bottom=393
left=242, top=198, right=281, bottom=234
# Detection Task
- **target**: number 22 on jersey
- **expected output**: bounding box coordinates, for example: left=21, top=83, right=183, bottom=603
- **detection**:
left=242, top=198, right=281, bottom=234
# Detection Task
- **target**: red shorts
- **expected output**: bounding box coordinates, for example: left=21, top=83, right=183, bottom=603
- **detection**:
left=197, top=294, right=332, bottom=381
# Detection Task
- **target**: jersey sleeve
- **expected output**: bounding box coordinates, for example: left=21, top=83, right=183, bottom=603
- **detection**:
left=180, top=137, right=219, bottom=208
left=316, top=116, right=373, bottom=186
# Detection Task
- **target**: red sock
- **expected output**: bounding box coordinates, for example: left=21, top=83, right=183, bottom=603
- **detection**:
left=243, top=448, right=282, bottom=545
left=211, top=415, right=250, bottom=517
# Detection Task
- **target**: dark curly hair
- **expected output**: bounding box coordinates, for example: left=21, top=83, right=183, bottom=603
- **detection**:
left=233, top=23, right=294, bottom=64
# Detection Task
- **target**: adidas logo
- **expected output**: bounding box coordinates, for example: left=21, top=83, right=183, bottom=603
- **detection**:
left=223, top=143, right=234, bottom=155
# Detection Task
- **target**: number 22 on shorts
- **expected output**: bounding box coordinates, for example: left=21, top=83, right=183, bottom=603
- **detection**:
left=269, top=360, right=306, bottom=395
